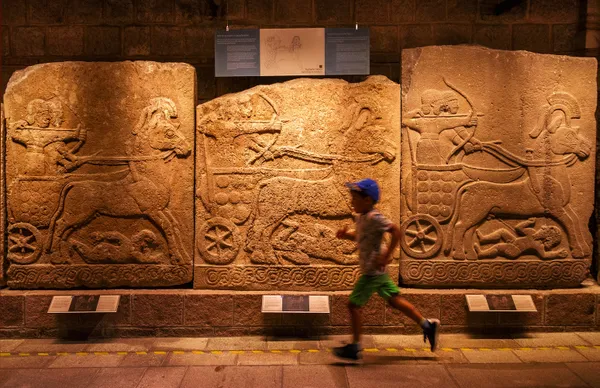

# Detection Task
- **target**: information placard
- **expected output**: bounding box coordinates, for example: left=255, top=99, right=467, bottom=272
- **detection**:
left=466, top=295, right=537, bottom=313
left=325, top=28, right=370, bottom=75
left=215, top=28, right=369, bottom=77
left=215, top=29, right=260, bottom=77
left=48, top=295, right=120, bottom=314
left=262, top=295, right=330, bottom=313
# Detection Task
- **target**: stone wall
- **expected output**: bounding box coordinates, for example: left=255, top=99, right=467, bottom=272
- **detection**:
left=0, top=0, right=590, bottom=103
left=1, top=286, right=598, bottom=338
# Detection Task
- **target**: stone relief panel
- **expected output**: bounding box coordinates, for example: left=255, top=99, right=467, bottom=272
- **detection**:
left=4, top=62, right=195, bottom=288
left=400, top=46, right=597, bottom=288
left=0, top=103, right=5, bottom=287
left=195, top=76, right=400, bottom=290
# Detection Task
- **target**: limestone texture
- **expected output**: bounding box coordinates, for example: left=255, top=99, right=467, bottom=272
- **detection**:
left=3, top=61, right=195, bottom=288
left=195, top=76, right=400, bottom=290
left=400, top=46, right=597, bottom=288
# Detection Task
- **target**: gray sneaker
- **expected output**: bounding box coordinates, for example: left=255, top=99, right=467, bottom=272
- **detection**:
left=423, top=319, right=440, bottom=351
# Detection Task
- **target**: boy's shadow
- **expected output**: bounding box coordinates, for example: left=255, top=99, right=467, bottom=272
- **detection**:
left=332, top=354, right=438, bottom=367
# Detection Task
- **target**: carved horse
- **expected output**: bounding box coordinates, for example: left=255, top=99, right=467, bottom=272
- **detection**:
left=445, top=96, right=592, bottom=261
left=46, top=97, right=191, bottom=264
left=245, top=107, right=397, bottom=264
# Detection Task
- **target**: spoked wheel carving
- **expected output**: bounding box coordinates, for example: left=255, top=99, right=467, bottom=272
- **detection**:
left=400, top=215, right=442, bottom=259
left=197, top=217, right=240, bottom=264
left=7, top=222, right=42, bottom=264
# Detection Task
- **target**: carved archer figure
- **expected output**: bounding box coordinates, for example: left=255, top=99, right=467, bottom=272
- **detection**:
left=10, top=99, right=86, bottom=175
left=402, top=81, right=481, bottom=165
left=474, top=218, right=567, bottom=260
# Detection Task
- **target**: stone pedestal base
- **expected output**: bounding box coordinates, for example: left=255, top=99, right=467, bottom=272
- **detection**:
left=1, top=280, right=598, bottom=338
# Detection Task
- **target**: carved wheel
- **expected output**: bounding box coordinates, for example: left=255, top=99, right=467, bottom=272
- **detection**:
left=197, top=217, right=240, bottom=265
left=400, top=215, right=442, bottom=259
left=7, top=222, right=42, bottom=264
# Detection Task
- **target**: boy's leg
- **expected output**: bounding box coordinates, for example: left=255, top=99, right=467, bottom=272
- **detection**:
left=349, top=302, right=361, bottom=344
left=333, top=275, right=375, bottom=360
left=377, top=275, right=441, bottom=351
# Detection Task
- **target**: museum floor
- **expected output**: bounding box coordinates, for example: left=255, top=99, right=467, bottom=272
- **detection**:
left=1, top=332, right=599, bottom=387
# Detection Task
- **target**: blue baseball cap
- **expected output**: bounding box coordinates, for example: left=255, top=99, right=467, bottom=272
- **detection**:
left=345, top=178, right=380, bottom=203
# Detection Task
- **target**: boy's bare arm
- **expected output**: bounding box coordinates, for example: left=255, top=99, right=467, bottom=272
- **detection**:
left=378, top=224, right=401, bottom=266
left=336, top=225, right=356, bottom=241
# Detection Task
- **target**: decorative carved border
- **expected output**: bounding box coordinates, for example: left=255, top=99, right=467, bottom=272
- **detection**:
left=400, top=260, right=590, bottom=288
left=195, top=265, right=369, bottom=290
left=7, top=265, right=192, bottom=289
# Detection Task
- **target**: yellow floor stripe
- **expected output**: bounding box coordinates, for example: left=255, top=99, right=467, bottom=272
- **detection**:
left=0, top=345, right=592, bottom=357
left=594, top=345, right=600, bottom=349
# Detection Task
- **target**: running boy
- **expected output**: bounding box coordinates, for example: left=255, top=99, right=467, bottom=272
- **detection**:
left=333, top=178, right=440, bottom=360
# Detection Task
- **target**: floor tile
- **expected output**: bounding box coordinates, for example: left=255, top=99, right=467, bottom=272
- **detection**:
left=461, top=349, right=522, bottom=364
left=180, top=366, right=282, bottom=388
left=48, top=354, right=125, bottom=368
left=0, top=340, right=24, bottom=352
left=345, top=364, right=458, bottom=388
left=118, top=352, right=167, bottom=367
left=164, top=351, right=238, bottom=366
left=575, top=332, right=600, bottom=346
left=237, top=351, right=299, bottom=365
left=567, top=362, right=600, bottom=388
left=0, top=368, right=100, bottom=388
left=513, top=349, right=587, bottom=363
left=206, top=336, right=267, bottom=350
left=87, top=367, right=147, bottom=388
left=150, top=338, right=209, bottom=351
left=283, top=365, right=348, bottom=388
left=447, top=364, right=590, bottom=388
left=512, top=333, right=590, bottom=347
left=0, top=355, right=57, bottom=368
left=135, top=366, right=188, bottom=388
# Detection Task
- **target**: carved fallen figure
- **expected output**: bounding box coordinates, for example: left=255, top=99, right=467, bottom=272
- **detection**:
left=474, top=218, right=567, bottom=260
left=401, top=84, right=591, bottom=262
left=71, top=230, right=167, bottom=264
left=44, top=97, right=192, bottom=265
left=446, top=92, right=591, bottom=260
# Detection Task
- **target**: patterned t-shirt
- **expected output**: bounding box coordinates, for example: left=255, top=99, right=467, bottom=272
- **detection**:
left=355, top=209, right=393, bottom=276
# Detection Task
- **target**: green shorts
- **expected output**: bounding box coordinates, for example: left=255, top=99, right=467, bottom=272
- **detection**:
left=349, top=274, right=400, bottom=307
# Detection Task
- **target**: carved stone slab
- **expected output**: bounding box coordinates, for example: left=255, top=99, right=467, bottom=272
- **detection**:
left=400, top=46, right=597, bottom=288
left=195, top=76, right=400, bottom=290
left=0, top=103, right=5, bottom=288
left=3, top=62, right=195, bottom=289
